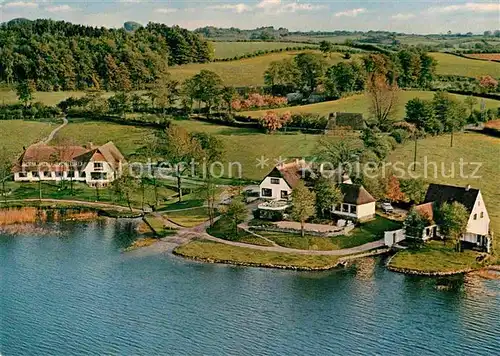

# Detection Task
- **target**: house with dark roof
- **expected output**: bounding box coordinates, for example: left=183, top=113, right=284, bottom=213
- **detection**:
left=13, top=142, right=125, bottom=188
left=413, top=183, right=491, bottom=251
left=258, top=161, right=376, bottom=221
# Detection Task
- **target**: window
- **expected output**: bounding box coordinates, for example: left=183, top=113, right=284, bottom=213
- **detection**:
left=473, top=214, right=477, bottom=220
left=32, top=171, right=39, bottom=178
left=80, top=172, right=86, bottom=178
left=342, top=203, right=349, bottom=212
left=270, top=178, right=280, bottom=185
left=43, top=171, right=51, bottom=178
left=281, top=190, right=288, bottom=199
left=350, top=205, right=357, bottom=214
left=94, top=162, right=104, bottom=171
left=261, top=188, right=272, bottom=197
left=480, top=212, right=484, bottom=219
left=55, top=172, right=62, bottom=178
left=477, top=235, right=482, bottom=244
left=68, top=170, right=75, bottom=178
left=18, top=172, right=27, bottom=178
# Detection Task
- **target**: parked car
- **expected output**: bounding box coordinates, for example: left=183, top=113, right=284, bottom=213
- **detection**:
left=381, top=202, right=394, bottom=213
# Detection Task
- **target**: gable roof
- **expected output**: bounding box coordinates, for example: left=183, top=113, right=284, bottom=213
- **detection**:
left=340, top=184, right=376, bottom=205
left=415, top=202, right=435, bottom=222
left=261, top=161, right=307, bottom=189
left=423, top=183, right=479, bottom=213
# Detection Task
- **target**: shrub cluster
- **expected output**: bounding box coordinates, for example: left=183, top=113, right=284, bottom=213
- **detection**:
left=0, top=103, right=61, bottom=121
left=231, top=93, right=287, bottom=111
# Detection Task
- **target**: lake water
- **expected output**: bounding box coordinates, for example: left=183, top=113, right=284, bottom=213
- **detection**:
left=1, top=219, right=499, bottom=356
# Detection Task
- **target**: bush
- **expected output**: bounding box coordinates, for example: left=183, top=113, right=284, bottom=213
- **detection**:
left=0, top=102, right=61, bottom=121
left=391, top=128, right=410, bottom=144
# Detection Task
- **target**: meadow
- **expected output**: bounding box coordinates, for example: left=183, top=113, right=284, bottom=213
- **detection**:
left=240, top=91, right=500, bottom=120
left=0, top=90, right=98, bottom=106
left=0, top=120, right=53, bottom=158
left=211, top=41, right=317, bottom=59
left=169, top=50, right=360, bottom=86
left=389, top=132, right=500, bottom=251
left=430, top=53, right=500, bottom=78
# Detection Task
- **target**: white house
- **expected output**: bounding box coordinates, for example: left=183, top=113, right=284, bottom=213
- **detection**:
left=13, top=142, right=125, bottom=187
left=331, top=184, right=376, bottom=222
left=402, top=184, right=492, bottom=252
left=258, top=161, right=376, bottom=221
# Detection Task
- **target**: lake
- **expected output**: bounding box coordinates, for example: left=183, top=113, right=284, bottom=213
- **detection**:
left=0, top=219, right=499, bottom=355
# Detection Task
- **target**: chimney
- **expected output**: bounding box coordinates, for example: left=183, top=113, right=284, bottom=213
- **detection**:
left=465, top=184, right=471, bottom=191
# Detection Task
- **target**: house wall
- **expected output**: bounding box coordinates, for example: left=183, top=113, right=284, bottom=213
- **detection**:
left=465, top=192, right=490, bottom=236
left=259, top=177, right=291, bottom=200
left=14, top=171, right=86, bottom=182
left=357, top=202, right=376, bottom=221
left=384, top=229, right=405, bottom=247
left=82, top=160, right=116, bottom=185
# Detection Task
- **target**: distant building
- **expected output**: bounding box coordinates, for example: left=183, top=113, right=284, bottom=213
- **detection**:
left=13, top=142, right=125, bottom=187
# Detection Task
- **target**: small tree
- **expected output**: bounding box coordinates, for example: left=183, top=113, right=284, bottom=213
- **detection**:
left=259, top=111, right=290, bottom=133
left=291, top=182, right=316, bottom=237
left=399, top=178, right=427, bottom=204
left=200, top=177, right=219, bottom=227
left=112, top=169, right=139, bottom=212
left=367, top=73, right=399, bottom=131
left=385, top=175, right=405, bottom=202
left=436, top=202, right=469, bottom=251
left=16, top=80, right=35, bottom=108
left=404, top=208, right=431, bottom=249
left=464, top=96, right=478, bottom=118
left=314, top=177, right=343, bottom=218
left=225, top=198, right=247, bottom=235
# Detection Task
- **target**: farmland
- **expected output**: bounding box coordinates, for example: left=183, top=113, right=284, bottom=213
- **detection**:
left=211, top=41, right=317, bottom=59
left=239, top=91, right=500, bottom=120
left=464, top=53, right=500, bottom=61
left=430, top=53, right=500, bottom=78
left=169, top=50, right=360, bottom=87
left=0, top=90, right=111, bottom=106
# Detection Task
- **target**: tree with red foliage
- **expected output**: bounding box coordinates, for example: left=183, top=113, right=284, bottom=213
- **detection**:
left=259, top=111, right=291, bottom=133
left=479, top=75, right=498, bottom=92
left=385, top=175, right=405, bottom=202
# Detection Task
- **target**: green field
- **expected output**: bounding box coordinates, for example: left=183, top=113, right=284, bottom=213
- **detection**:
left=0, top=90, right=97, bottom=106
left=240, top=91, right=500, bottom=120
left=54, top=119, right=153, bottom=157
left=212, top=41, right=317, bottom=59
left=169, top=51, right=360, bottom=86
left=430, top=53, right=500, bottom=78
left=390, top=132, right=500, bottom=252
left=0, top=120, right=54, bottom=158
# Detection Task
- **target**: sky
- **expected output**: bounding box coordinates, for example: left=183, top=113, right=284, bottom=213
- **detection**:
left=0, top=0, right=498, bottom=34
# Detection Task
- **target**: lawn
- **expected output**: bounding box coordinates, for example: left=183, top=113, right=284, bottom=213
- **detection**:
left=389, top=241, right=484, bottom=273
left=257, top=216, right=402, bottom=250
left=143, top=215, right=177, bottom=238
left=389, top=132, right=500, bottom=253
left=169, top=51, right=360, bottom=86
left=174, top=239, right=341, bottom=270
left=207, top=216, right=273, bottom=246
left=212, top=41, right=317, bottom=59
left=165, top=207, right=210, bottom=227
left=0, top=120, right=54, bottom=158
left=240, top=91, right=500, bottom=120
left=430, top=53, right=500, bottom=78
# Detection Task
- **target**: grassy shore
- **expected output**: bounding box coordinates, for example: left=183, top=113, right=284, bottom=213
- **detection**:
left=164, top=207, right=210, bottom=228
left=174, top=239, right=341, bottom=270
left=388, top=241, right=486, bottom=274
left=208, top=216, right=274, bottom=246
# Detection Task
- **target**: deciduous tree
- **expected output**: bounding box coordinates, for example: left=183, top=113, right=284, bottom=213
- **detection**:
left=291, top=182, right=316, bottom=237
left=436, top=202, right=469, bottom=251
left=314, top=178, right=343, bottom=218
left=367, top=73, right=399, bottom=131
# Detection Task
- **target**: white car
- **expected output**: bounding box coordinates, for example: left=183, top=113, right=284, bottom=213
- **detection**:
left=381, top=202, right=394, bottom=213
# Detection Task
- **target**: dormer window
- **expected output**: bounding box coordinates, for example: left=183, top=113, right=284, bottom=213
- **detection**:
left=270, top=178, right=280, bottom=184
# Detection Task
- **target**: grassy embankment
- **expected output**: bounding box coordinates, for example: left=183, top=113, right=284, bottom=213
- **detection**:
left=174, top=239, right=343, bottom=270
left=389, top=241, right=485, bottom=273
left=256, top=216, right=402, bottom=250
left=211, top=41, right=318, bottom=59
left=165, top=207, right=211, bottom=228
left=207, top=216, right=274, bottom=246
left=389, top=132, right=500, bottom=271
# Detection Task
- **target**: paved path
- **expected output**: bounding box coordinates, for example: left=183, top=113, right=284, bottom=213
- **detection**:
left=42, top=117, right=68, bottom=144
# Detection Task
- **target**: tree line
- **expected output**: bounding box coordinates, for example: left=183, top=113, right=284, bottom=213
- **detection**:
left=0, top=19, right=213, bottom=91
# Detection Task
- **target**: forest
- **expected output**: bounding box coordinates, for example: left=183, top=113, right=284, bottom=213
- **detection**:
left=0, top=19, right=213, bottom=91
